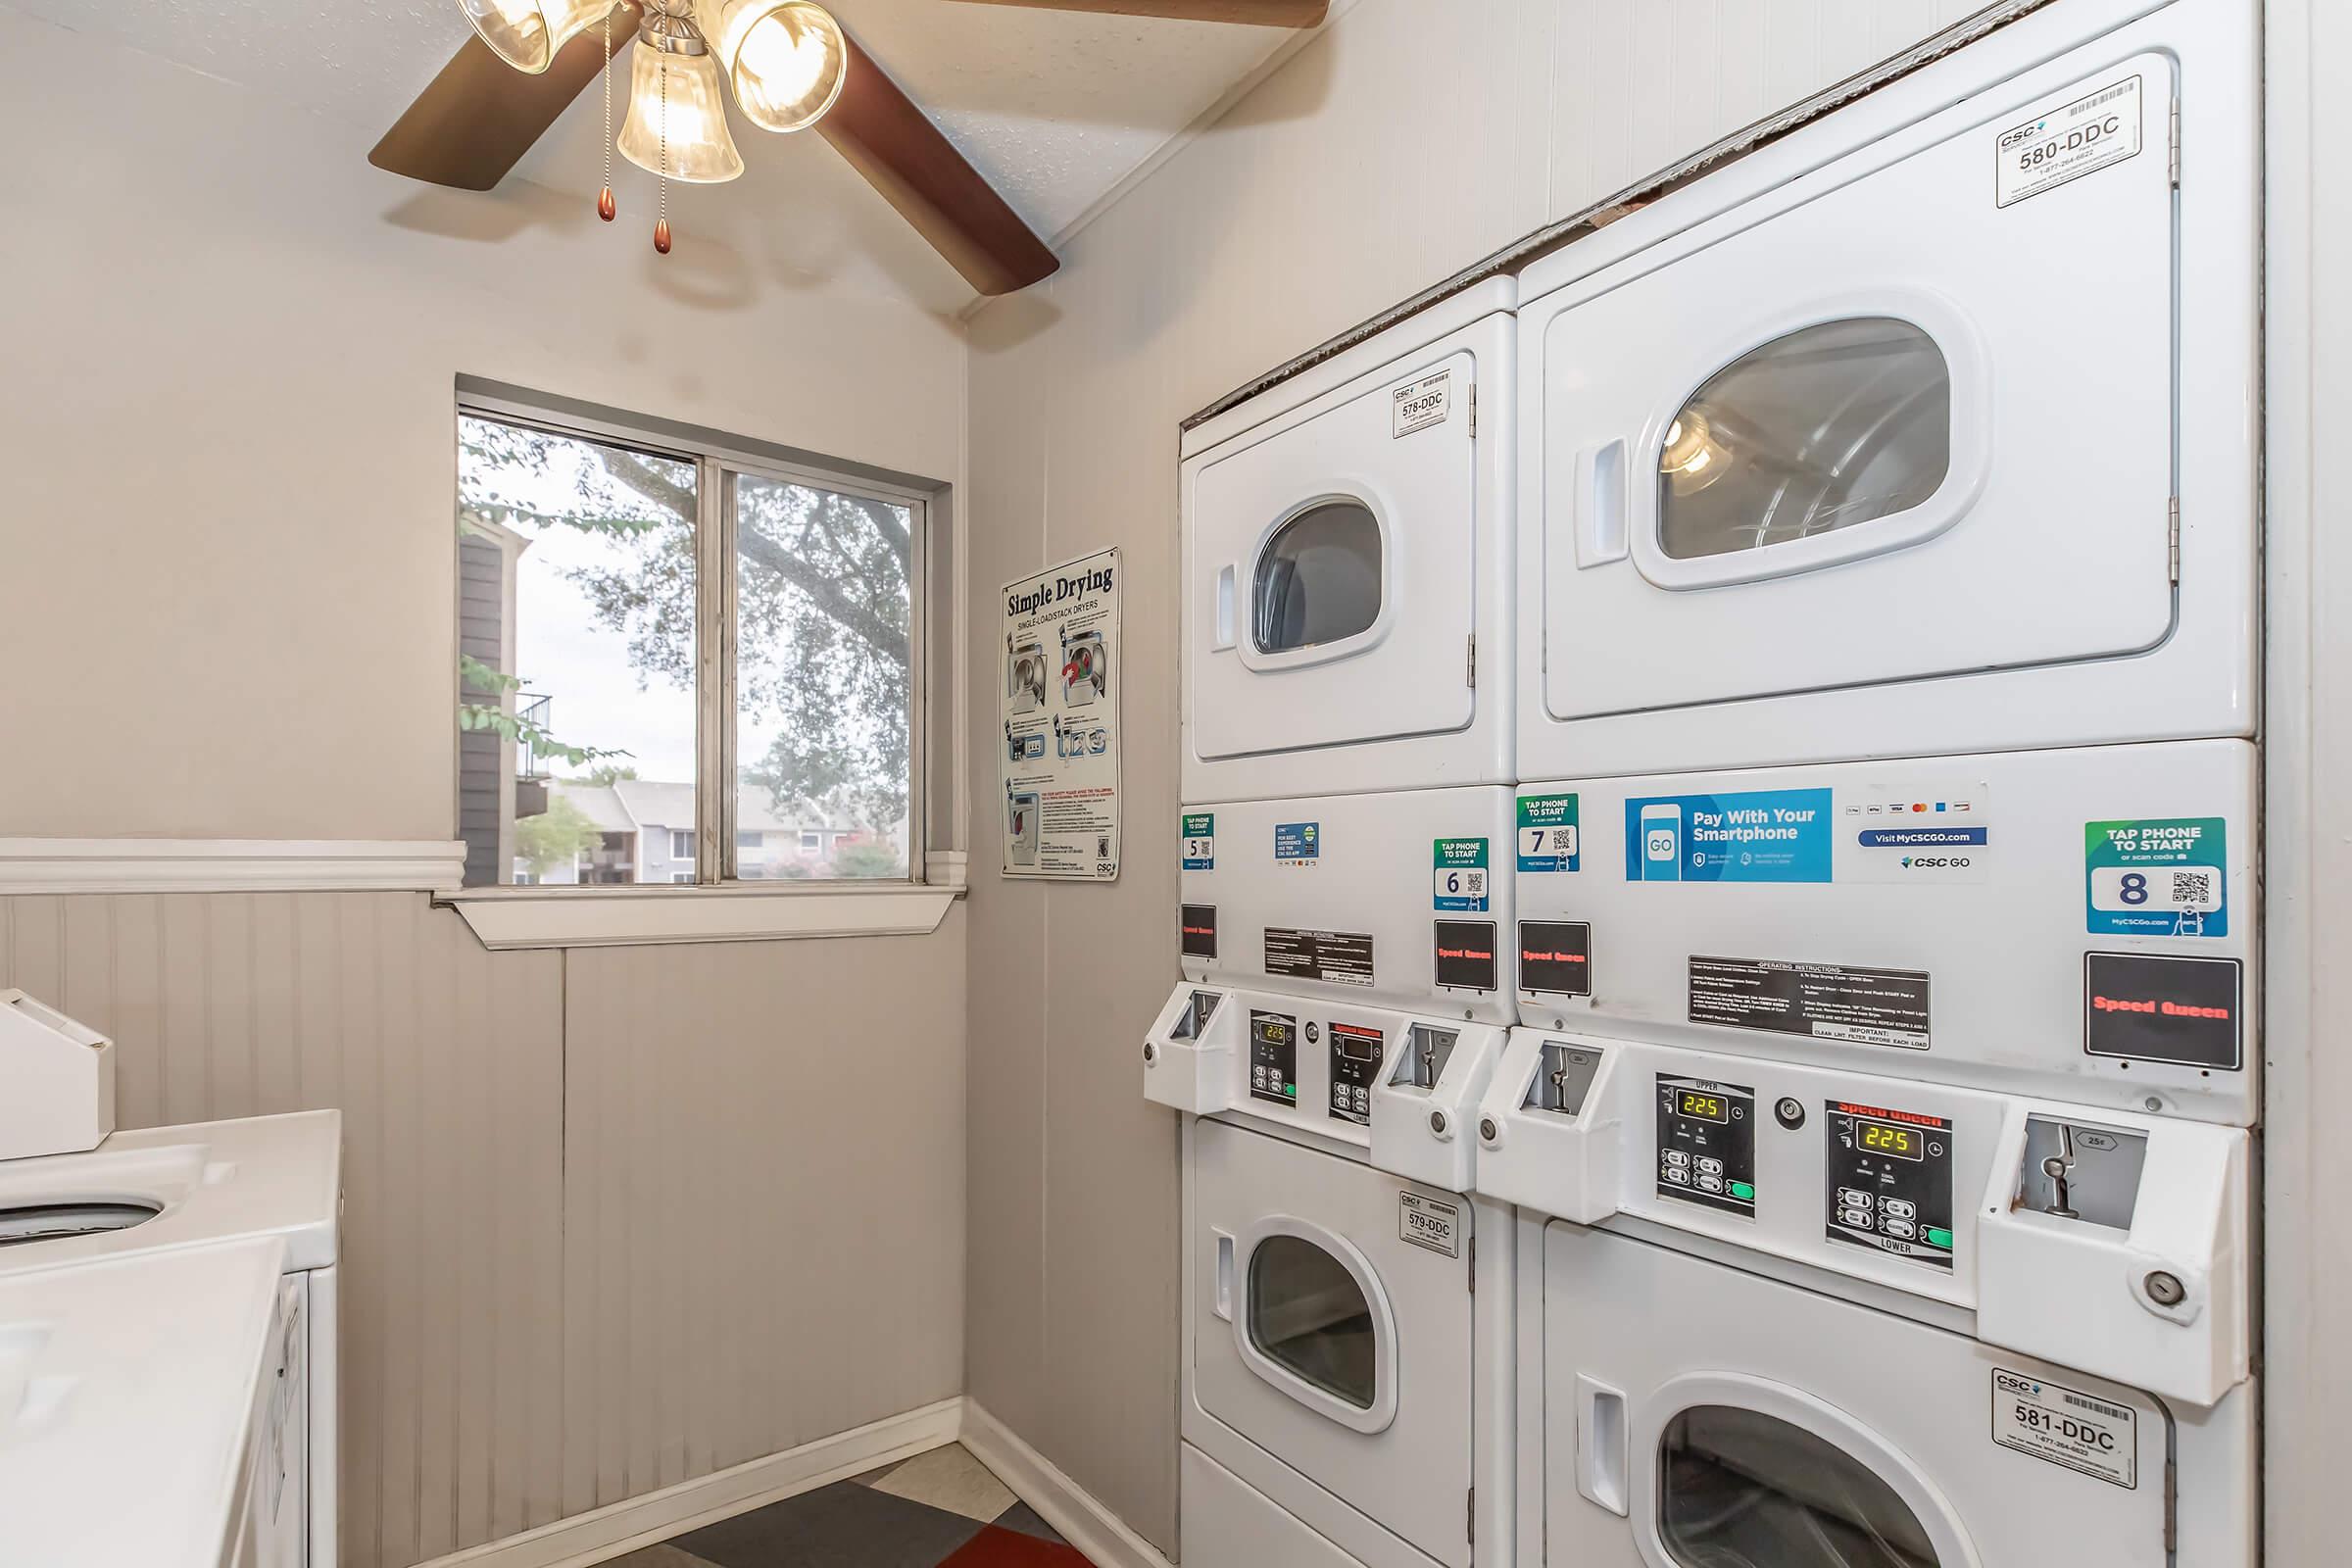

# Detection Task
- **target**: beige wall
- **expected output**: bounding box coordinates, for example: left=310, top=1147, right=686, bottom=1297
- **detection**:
left=0, top=8, right=964, bottom=841
left=0, top=13, right=973, bottom=1568
left=960, top=0, right=1987, bottom=1552
left=0, top=894, right=966, bottom=1568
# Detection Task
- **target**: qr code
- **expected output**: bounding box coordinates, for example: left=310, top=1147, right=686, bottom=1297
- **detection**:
left=2171, top=870, right=2215, bottom=906
left=1097, top=835, right=1112, bottom=858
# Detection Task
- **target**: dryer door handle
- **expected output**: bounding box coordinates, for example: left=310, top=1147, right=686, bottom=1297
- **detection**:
left=1575, top=439, right=1630, bottom=567
left=1577, top=1374, right=1631, bottom=1517
left=1213, top=564, right=1238, bottom=651
left=1212, top=1229, right=1236, bottom=1322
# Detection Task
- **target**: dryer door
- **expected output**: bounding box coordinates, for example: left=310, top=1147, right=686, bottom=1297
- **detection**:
left=1188, top=347, right=1482, bottom=762
left=1194, top=1118, right=1474, bottom=1567
left=1542, top=1224, right=2174, bottom=1568
left=1540, top=57, right=2178, bottom=727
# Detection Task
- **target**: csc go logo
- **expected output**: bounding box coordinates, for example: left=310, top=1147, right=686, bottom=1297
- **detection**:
left=1900, top=855, right=1974, bottom=870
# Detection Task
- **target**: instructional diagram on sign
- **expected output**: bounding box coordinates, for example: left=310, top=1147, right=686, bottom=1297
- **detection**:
left=1001, top=548, right=1121, bottom=880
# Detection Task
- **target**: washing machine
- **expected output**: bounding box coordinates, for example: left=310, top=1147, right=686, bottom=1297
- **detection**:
left=1510, top=739, right=2254, bottom=1127
left=1476, top=1033, right=2253, bottom=1567
left=1182, top=278, right=1515, bottom=805
left=1513, top=0, right=2257, bottom=780
left=0, top=1235, right=307, bottom=1568
left=0, top=1109, right=343, bottom=1567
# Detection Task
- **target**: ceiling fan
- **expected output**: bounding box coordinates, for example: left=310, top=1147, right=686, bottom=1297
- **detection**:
left=369, top=0, right=1330, bottom=292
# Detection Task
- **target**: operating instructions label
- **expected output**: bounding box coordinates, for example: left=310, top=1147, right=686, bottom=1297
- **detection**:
left=1265, top=927, right=1374, bottom=988
left=1690, top=956, right=1931, bottom=1050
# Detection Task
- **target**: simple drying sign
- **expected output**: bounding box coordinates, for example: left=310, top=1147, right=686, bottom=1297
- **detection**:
left=1000, top=548, right=1121, bottom=881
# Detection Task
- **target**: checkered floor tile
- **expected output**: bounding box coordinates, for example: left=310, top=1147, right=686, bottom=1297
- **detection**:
left=606, top=1445, right=1094, bottom=1568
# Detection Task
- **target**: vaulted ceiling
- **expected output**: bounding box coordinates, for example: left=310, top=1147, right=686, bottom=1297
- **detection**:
left=8, top=0, right=1326, bottom=311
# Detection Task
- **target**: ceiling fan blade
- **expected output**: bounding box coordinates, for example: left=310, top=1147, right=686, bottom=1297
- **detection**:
left=940, top=0, right=1327, bottom=23
left=816, top=36, right=1059, bottom=296
left=369, top=4, right=642, bottom=191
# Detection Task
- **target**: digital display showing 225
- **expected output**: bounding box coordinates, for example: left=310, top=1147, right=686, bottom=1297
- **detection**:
left=1855, top=1117, right=1924, bottom=1162
left=1677, top=1090, right=1730, bottom=1124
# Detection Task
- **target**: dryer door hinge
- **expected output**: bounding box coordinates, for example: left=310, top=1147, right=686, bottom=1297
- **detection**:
left=1467, top=1232, right=1477, bottom=1293
left=1467, top=634, right=1477, bottom=690
left=1467, top=1486, right=1476, bottom=1550
left=2169, top=97, right=2181, bottom=186
left=2168, top=497, right=2181, bottom=584
left=1468, top=385, right=1478, bottom=438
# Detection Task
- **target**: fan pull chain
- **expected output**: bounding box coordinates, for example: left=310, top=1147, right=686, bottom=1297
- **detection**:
left=596, top=5, right=615, bottom=221
left=653, top=47, right=673, bottom=255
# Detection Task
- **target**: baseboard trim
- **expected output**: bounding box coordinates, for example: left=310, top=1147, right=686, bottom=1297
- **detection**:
left=959, top=1399, right=1176, bottom=1568
left=414, top=1397, right=963, bottom=1568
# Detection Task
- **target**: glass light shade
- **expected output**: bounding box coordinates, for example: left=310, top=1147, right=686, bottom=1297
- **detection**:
left=704, top=0, right=846, bottom=132
left=617, top=40, right=745, bottom=183
left=459, top=0, right=610, bottom=74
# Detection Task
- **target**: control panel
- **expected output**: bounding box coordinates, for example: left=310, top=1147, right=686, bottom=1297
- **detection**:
left=1327, top=1023, right=1385, bottom=1126
left=1654, top=1073, right=1755, bottom=1218
left=1823, top=1100, right=1954, bottom=1269
left=1249, top=1009, right=1298, bottom=1108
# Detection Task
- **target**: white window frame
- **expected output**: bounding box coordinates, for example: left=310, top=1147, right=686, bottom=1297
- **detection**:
left=444, top=383, right=956, bottom=948
left=670, top=829, right=695, bottom=860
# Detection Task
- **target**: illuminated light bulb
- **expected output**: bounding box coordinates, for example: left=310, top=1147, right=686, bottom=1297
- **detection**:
left=704, top=0, right=847, bottom=131
left=458, top=0, right=609, bottom=74
left=617, top=22, right=746, bottom=183
left=1660, top=411, right=1731, bottom=494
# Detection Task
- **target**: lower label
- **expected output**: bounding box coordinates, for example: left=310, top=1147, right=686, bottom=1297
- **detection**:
left=1690, top=956, right=1931, bottom=1050
left=1180, top=904, right=1217, bottom=960
left=1434, top=920, right=1499, bottom=993
left=1397, top=1191, right=1460, bottom=1257
left=2083, top=952, right=2243, bottom=1069
left=1990, top=1368, right=2137, bottom=1489
left=1519, top=920, right=1592, bottom=997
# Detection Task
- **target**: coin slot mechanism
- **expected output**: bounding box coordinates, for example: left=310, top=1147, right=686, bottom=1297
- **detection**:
left=2017, top=1115, right=2147, bottom=1230
left=1168, top=991, right=1222, bottom=1043
left=1529, top=1042, right=1606, bottom=1118
left=1393, top=1025, right=1459, bottom=1091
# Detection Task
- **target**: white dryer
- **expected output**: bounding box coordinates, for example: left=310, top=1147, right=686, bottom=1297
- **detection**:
left=1476, top=1034, right=2253, bottom=1567
left=0, top=1111, right=342, bottom=1567
left=1183, top=1115, right=1513, bottom=1568
left=1514, top=0, right=2257, bottom=779
left=1182, top=278, right=1515, bottom=804
left=1511, top=739, right=2255, bottom=1127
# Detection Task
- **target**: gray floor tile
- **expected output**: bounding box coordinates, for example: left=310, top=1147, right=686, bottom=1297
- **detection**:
left=672, top=1479, right=985, bottom=1568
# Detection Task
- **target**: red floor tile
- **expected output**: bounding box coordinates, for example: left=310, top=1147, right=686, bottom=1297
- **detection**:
left=936, top=1524, right=1095, bottom=1568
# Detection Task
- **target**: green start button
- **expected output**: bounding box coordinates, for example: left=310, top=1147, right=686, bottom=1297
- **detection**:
left=1926, top=1226, right=1954, bottom=1250
left=1729, top=1181, right=1756, bottom=1201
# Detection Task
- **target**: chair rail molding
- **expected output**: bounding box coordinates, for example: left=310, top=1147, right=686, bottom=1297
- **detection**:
left=0, top=838, right=468, bottom=896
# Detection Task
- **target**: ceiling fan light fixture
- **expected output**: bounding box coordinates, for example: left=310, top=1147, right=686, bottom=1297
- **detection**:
left=617, top=11, right=746, bottom=183
left=458, top=0, right=611, bottom=74
left=707, top=0, right=847, bottom=132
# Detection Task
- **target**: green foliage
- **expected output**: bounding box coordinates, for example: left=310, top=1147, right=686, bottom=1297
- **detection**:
left=455, top=699, right=628, bottom=770
left=827, top=839, right=906, bottom=879
left=514, top=792, right=605, bottom=877
left=578, top=762, right=640, bottom=785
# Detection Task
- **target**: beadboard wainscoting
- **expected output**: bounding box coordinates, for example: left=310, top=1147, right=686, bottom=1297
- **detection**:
left=0, top=891, right=967, bottom=1568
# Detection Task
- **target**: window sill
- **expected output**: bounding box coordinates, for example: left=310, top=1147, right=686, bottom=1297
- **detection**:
left=440, top=881, right=962, bottom=951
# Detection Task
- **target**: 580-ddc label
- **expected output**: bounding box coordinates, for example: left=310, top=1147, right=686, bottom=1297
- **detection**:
left=1690, top=956, right=1931, bottom=1050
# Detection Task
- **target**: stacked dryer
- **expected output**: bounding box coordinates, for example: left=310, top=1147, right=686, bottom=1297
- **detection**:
left=1146, top=278, right=1521, bottom=1567
left=1476, top=0, right=2260, bottom=1565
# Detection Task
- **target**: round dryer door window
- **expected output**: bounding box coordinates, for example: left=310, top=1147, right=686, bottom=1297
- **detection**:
left=1658, top=1404, right=1941, bottom=1567
left=1252, top=500, right=1383, bottom=655
left=1246, top=1232, right=1378, bottom=1409
left=1659, top=318, right=1951, bottom=563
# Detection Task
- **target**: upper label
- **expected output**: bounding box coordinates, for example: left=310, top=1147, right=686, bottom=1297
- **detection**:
left=2085, top=817, right=2228, bottom=937
left=1624, top=789, right=1833, bottom=883
left=1995, top=74, right=2143, bottom=208
left=1392, top=368, right=1453, bottom=438
left=1518, top=793, right=1582, bottom=873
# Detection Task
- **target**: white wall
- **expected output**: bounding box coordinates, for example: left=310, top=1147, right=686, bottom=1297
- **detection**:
left=2259, top=0, right=2351, bottom=1554
left=0, top=14, right=974, bottom=1568
left=961, top=0, right=1987, bottom=1551
left=0, top=6, right=964, bottom=841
